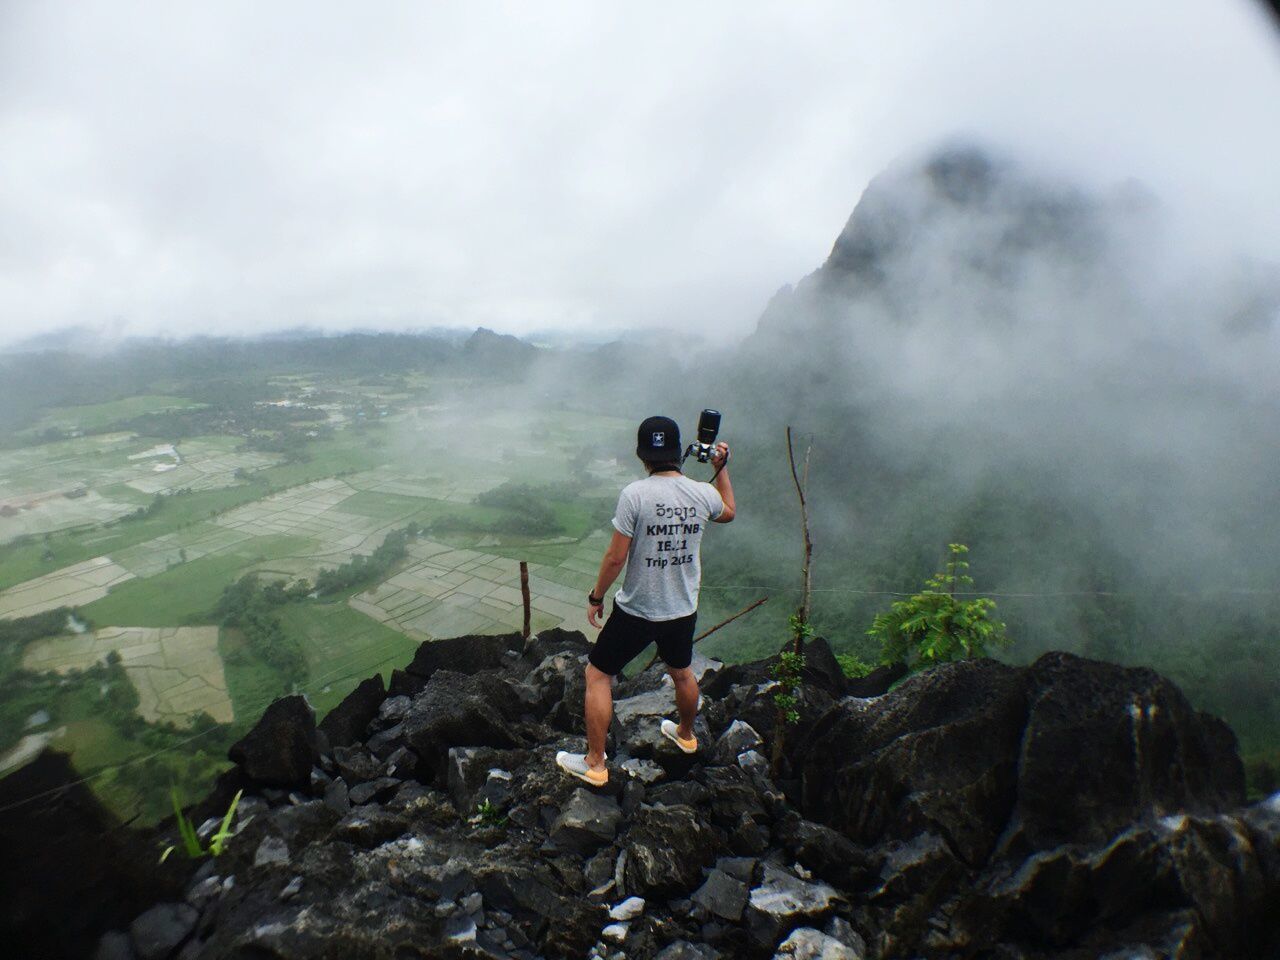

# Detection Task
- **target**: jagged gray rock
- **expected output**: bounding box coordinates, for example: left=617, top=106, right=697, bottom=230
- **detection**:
left=401, top=669, right=524, bottom=780
left=404, top=632, right=522, bottom=683
left=775, top=817, right=875, bottom=891
left=608, top=896, right=645, bottom=920
left=614, top=686, right=677, bottom=725
left=774, top=926, right=863, bottom=959
left=692, top=868, right=749, bottom=922
left=227, top=695, right=317, bottom=788
left=184, top=875, right=221, bottom=910
left=824, top=916, right=867, bottom=956
left=447, top=745, right=523, bottom=811
left=738, top=749, right=769, bottom=777
left=797, top=652, right=1246, bottom=868
left=378, top=695, right=411, bottom=722
left=624, top=804, right=718, bottom=897
left=252, top=835, right=289, bottom=866
left=364, top=722, right=404, bottom=758
left=654, top=942, right=721, bottom=960
left=331, top=743, right=384, bottom=783
left=347, top=776, right=399, bottom=805
left=129, top=903, right=197, bottom=960
left=845, top=662, right=907, bottom=698
left=322, top=777, right=349, bottom=814
left=714, top=719, right=763, bottom=765
left=317, top=674, right=385, bottom=748
left=550, top=789, right=622, bottom=853
left=93, top=931, right=137, bottom=960
left=66, top=630, right=1279, bottom=960
left=620, top=757, right=666, bottom=784
left=746, top=863, right=841, bottom=947
left=601, top=920, right=629, bottom=943
left=1010, top=651, right=1245, bottom=851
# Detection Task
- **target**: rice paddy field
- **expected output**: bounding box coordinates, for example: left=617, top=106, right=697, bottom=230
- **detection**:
left=0, top=371, right=640, bottom=820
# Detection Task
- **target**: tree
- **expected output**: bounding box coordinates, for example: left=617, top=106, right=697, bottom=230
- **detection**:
left=868, top=543, right=1008, bottom=670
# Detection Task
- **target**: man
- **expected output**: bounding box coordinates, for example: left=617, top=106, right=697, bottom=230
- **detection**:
left=556, top=414, right=735, bottom=786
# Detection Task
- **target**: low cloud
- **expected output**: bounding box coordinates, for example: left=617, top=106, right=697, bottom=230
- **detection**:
left=1, top=1, right=1278, bottom=346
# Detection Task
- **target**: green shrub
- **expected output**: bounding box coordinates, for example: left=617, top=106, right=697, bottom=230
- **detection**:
left=836, top=653, right=874, bottom=678
left=868, top=543, right=1008, bottom=670
left=471, top=798, right=509, bottom=829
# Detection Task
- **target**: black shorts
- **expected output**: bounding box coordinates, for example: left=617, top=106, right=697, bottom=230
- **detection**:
left=588, top=602, right=697, bottom=676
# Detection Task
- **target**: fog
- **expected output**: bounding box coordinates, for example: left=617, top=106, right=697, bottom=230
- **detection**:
left=570, top=144, right=1272, bottom=761
left=2, top=1, right=1279, bottom=347
left=3, top=0, right=1280, bottom=744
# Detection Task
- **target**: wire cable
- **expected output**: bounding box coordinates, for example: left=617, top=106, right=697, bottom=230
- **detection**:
left=5, top=577, right=1275, bottom=814
left=698, top=584, right=1280, bottom=599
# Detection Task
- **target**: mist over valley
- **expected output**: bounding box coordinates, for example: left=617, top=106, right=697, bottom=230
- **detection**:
left=3, top=144, right=1278, bottom=807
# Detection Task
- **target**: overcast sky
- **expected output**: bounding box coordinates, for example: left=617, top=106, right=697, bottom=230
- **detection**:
left=1, top=1, right=1277, bottom=347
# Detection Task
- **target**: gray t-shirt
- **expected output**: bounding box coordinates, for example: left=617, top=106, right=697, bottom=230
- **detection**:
left=611, top=474, right=724, bottom=621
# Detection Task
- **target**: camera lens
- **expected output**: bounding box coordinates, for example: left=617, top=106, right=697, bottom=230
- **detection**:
left=697, top=409, right=721, bottom=445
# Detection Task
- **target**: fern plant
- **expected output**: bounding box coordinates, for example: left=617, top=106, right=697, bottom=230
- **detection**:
left=868, top=543, right=1008, bottom=670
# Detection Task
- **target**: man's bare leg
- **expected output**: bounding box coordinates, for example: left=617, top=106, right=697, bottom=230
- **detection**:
left=584, top=664, right=613, bottom=770
left=668, top=665, right=699, bottom=740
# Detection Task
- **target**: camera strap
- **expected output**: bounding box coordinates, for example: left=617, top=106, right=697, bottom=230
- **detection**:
left=709, top=446, right=729, bottom=484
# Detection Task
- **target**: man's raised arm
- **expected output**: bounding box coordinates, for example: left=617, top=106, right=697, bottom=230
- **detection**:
left=710, top=441, right=735, bottom=523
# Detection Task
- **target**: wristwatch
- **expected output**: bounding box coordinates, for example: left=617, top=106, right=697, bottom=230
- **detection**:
left=588, top=593, right=604, bottom=606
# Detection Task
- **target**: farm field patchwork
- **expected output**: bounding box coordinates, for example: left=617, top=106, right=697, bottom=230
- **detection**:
left=350, top=531, right=611, bottom=640
left=0, top=376, right=656, bottom=821
left=77, top=551, right=273, bottom=626
left=24, top=395, right=208, bottom=434
left=278, top=603, right=421, bottom=715
left=23, top=625, right=232, bottom=725
left=0, top=431, right=284, bottom=542
left=0, top=556, right=135, bottom=619
left=123, top=444, right=279, bottom=496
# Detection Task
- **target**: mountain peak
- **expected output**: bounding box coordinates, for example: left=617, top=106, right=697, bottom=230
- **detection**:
left=820, top=143, right=1100, bottom=289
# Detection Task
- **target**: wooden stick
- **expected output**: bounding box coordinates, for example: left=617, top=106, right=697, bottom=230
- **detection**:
left=520, top=561, right=531, bottom=640
left=786, top=425, right=814, bottom=646
left=638, top=596, right=769, bottom=673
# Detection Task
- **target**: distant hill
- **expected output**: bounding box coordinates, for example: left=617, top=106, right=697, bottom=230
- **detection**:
left=462, top=327, right=542, bottom=373
left=0, top=329, right=541, bottom=435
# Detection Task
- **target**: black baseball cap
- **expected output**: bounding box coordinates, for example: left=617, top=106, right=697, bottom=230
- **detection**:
left=636, top=415, right=681, bottom=462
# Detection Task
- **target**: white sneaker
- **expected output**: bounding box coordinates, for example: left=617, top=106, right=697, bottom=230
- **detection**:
left=555, top=750, right=608, bottom=787
left=660, top=719, right=698, bottom=754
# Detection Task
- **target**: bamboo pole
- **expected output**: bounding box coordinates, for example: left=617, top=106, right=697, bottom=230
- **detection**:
left=637, top=596, right=769, bottom=674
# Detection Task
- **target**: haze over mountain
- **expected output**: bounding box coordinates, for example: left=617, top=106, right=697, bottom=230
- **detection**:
left=2, top=1, right=1279, bottom=347
left=631, top=145, right=1277, bottom=759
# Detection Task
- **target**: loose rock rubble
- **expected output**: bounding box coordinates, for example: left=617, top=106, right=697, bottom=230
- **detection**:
left=63, top=633, right=1280, bottom=958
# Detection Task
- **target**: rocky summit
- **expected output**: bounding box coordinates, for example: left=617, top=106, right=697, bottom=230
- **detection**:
left=12, top=629, right=1280, bottom=959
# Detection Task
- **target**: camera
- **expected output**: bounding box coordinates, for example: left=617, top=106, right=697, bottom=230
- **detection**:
left=690, top=409, right=721, bottom=463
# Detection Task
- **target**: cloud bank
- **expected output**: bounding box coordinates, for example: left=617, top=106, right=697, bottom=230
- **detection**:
left=1, top=1, right=1278, bottom=346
